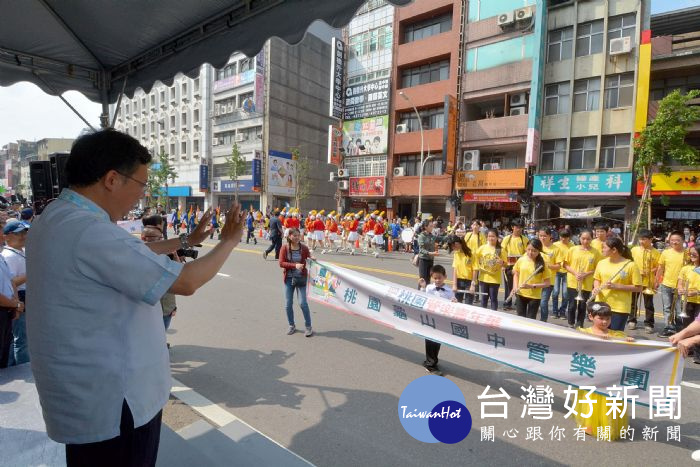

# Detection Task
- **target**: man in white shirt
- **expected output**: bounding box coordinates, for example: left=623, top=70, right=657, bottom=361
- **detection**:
left=0, top=218, right=24, bottom=369
left=2, top=218, right=29, bottom=365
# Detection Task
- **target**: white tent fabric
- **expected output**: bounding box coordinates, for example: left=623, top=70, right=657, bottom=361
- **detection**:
left=0, top=0, right=410, bottom=108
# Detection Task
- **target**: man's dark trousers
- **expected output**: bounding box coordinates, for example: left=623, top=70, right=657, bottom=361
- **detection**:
left=265, top=235, right=283, bottom=259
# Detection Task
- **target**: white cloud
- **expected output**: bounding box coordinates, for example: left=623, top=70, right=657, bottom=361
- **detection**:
left=0, top=82, right=102, bottom=144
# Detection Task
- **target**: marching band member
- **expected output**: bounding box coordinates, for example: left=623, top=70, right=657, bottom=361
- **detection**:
left=656, top=230, right=687, bottom=337
left=501, top=221, right=528, bottom=310
left=305, top=211, right=315, bottom=244
left=629, top=229, right=660, bottom=333
left=563, top=230, right=601, bottom=329
left=552, top=229, right=573, bottom=319
left=471, top=229, right=507, bottom=311
left=312, top=211, right=326, bottom=251
left=678, top=244, right=700, bottom=331
left=511, top=238, right=551, bottom=320
left=537, top=228, right=561, bottom=322
left=347, top=212, right=360, bottom=255
left=591, top=237, right=642, bottom=331
left=590, top=223, right=609, bottom=256
left=372, top=215, right=385, bottom=258
left=464, top=219, right=486, bottom=256
left=446, top=235, right=474, bottom=304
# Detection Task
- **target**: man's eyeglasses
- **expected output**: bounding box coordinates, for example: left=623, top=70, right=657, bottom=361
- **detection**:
left=117, top=171, right=148, bottom=192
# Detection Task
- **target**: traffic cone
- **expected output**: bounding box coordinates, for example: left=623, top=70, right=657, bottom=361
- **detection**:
left=259, top=228, right=263, bottom=237
left=355, top=238, right=360, bottom=249
left=388, top=237, right=393, bottom=252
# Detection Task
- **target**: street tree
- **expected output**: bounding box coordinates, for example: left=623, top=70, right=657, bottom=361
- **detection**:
left=146, top=149, right=178, bottom=210
left=292, top=147, right=312, bottom=210
left=632, top=89, right=700, bottom=240
left=225, top=142, right=247, bottom=200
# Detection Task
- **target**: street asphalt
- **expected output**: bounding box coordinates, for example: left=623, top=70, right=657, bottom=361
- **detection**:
left=164, top=236, right=700, bottom=467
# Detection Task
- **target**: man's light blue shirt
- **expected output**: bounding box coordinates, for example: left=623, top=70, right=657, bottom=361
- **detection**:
left=26, top=189, right=184, bottom=444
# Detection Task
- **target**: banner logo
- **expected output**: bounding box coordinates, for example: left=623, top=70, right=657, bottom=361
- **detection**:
left=398, top=375, right=472, bottom=444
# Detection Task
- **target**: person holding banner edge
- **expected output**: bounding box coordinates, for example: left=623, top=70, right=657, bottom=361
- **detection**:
left=510, top=239, right=551, bottom=320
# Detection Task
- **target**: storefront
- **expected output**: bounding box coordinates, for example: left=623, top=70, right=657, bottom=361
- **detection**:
left=456, top=169, right=527, bottom=223
left=636, top=170, right=700, bottom=229
left=533, top=171, right=634, bottom=227
left=347, top=175, right=388, bottom=216
left=212, top=179, right=261, bottom=211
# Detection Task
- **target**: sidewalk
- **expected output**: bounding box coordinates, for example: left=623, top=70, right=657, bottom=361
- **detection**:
left=0, top=364, right=313, bottom=467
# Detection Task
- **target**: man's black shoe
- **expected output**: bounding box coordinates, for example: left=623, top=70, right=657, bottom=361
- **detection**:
left=657, top=329, right=675, bottom=338
left=263, top=251, right=268, bottom=260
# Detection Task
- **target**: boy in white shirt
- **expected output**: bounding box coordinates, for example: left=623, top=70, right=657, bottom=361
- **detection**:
left=418, top=264, right=457, bottom=376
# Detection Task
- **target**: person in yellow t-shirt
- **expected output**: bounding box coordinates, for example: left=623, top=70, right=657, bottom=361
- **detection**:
left=501, top=221, right=528, bottom=310
left=592, top=237, right=642, bottom=331
left=575, top=302, right=634, bottom=439
left=464, top=220, right=486, bottom=258
left=656, top=231, right=688, bottom=337
left=511, top=239, right=552, bottom=320
left=628, top=229, right=660, bottom=333
left=447, top=234, right=474, bottom=305
left=537, top=228, right=560, bottom=322
left=563, top=230, right=601, bottom=328
left=471, top=229, right=506, bottom=311
left=590, top=223, right=609, bottom=256
left=678, top=245, right=700, bottom=330
left=552, top=229, right=573, bottom=319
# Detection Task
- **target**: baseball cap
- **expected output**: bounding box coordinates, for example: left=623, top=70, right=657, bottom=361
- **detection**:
left=20, top=208, right=34, bottom=220
left=3, top=219, right=30, bottom=235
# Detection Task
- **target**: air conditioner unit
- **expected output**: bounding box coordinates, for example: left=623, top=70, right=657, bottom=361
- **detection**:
left=497, top=11, right=514, bottom=27
left=609, top=36, right=632, bottom=56
left=235, top=134, right=245, bottom=142
left=212, top=138, right=219, bottom=146
left=338, top=180, right=349, bottom=190
left=482, top=163, right=501, bottom=170
left=396, top=123, right=408, bottom=134
left=329, top=172, right=337, bottom=182
left=515, top=6, right=533, bottom=22
left=461, top=150, right=480, bottom=171
left=393, top=167, right=405, bottom=177
left=337, top=168, right=349, bottom=178
left=510, top=93, right=527, bottom=107
left=509, top=106, right=526, bottom=116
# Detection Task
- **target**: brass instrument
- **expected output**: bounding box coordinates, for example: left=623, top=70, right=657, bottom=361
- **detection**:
left=574, top=260, right=585, bottom=302
left=641, top=248, right=656, bottom=295
left=507, top=265, right=544, bottom=302
left=678, top=278, right=690, bottom=320
left=587, top=260, right=633, bottom=304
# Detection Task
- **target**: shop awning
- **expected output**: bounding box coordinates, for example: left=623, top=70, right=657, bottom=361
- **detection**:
left=0, top=0, right=411, bottom=109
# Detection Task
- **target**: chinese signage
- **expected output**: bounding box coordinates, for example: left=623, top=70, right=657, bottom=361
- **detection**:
left=456, top=169, right=527, bottom=190
left=349, top=176, right=386, bottom=197
left=327, top=123, right=343, bottom=166
left=213, top=69, right=255, bottom=93
left=559, top=207, right=602, bottom=219
left=307, top=260, right=683, bottom=406
left=636, top=170, right=700, bottom=196
left=342, top=115, right=389, bottom=156
left=463, top=192, right=518, bottom=204
left=198, top=164, right=209, bottom=191
left=217, top=179, right=254, bottom=193
left=252, top=150, right=262, bottom=192
left=329, top=37, right=345, bottom=119
left=442, top=95, right=458, bottom=173
left=533, top=172, right=633, bottom=196
left=343, top=77, right=390, bottom=120
left=267, top=150, right=296, bottom=196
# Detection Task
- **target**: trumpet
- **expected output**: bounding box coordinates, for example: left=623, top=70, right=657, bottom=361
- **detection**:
left=574, top=261, right=585, bottom=302
left=587, top=260, right=633, bottom=304
left=678, top=278, right=690, bottom=320
left=641, top=249, right=656, bottom=295
left=506, top=265, right=543, bottom=302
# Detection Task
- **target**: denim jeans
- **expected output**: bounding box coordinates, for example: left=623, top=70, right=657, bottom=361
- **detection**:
left=480, top=282, right=499, bottom=311
left=8, top=311, right=29, bottom=366
left=659, top=284, right=680, bottom=330
left=552, top=272, right=569, bottom=316
left=539, top=286, right=553, bottom=322
left=285, top=276, right=311, bottom=327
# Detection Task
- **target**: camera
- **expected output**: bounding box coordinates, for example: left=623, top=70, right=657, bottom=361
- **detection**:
left=176, top=248, right=199, bottom=260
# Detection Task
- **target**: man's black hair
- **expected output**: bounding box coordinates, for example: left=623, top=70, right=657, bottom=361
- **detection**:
left=430, top=264, right=446, bottom=276
left=594, top=223, right=609, bottom=231
left=66, top=129, right=152, bottom=187
left=142, top=214, right=164, bottom=228
left=638, top=229, right=653, bottom=239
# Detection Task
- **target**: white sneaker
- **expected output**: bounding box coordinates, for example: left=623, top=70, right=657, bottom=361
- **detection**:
left=305, top=327, right=313, bottom=337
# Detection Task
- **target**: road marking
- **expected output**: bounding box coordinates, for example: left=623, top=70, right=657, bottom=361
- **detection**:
left=681, top=381, right=700, bottom=390
left=170, top=378, right=312, bottom=464
left=216, top=272, right=230, bottom=277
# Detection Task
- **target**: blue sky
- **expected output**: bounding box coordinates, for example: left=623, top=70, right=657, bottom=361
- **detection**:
left=652, top=0, right=700, bottom=14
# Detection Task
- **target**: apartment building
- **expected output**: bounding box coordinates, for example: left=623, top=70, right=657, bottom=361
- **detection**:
left=532, top=0, right=649, bottom=223
left=456, top=0, right=545, bottom=222
left=389, top=0, right=463, bottom=220
left=635, top=6, right=700, bottom=222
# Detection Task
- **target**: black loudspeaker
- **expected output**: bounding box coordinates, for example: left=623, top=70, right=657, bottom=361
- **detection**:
left=49, top=152, right=70, bottom=197
left=30, top=161, right=53, bottom=201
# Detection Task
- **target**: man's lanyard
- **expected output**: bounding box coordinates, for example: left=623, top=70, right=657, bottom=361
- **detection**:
left=4, top=247, right=25, bottom=259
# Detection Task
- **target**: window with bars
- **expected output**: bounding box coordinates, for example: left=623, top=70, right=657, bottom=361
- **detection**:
left=398, top=107, right=445, bottom=132
left=544, top=82, right=570, bottom=115
left=573, top=77, right=600, bottom=112
left=547, top=27, right=573, bottom=63
left=569, top=136, right=597, bottom=170
left=397, top=153, right=443, bottom=176
left=600, top=134, right=630, bottom=168
left=403, top=13, right=452, bottom=44
left=604, top=73, right=634, bottom=108
left=401, top=60, right=449, bottom=88
left=608, top=14, right=636, bottom=46
left=540, top=139, right=567, bottom=171
left=575, top=20, right=603, bottom=57
left=344, top=155, right=387, bottom=177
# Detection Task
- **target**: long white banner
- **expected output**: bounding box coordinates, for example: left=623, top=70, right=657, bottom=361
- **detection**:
left=307, top=260, right=684, bottom=406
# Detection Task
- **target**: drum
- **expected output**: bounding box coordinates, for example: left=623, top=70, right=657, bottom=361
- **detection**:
left=401, top=228, right=414, bottom=244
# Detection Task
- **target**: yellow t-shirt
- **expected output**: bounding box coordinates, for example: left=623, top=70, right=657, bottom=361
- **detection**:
left=502, top=234, right=528, bottom=266
left=658, top=248, right=686, bottom=289
left=591, top=238, right=605, bottom=256
left=593, top=258, right=642, bottom=314
left=475, top=244, right=507, bottom=285
left=679, top=265, right=700, bottom=305
left=452, top=250, right=473, bottom=280
left=578, top=327, right=627, bottom=339
left=553, top=240, right=571, bottom=268
left=540, top=243, right=561, bottom=274
left=512, top=256, right=552, bottom=300
left=630, top=245, right=660, bottom=291
left=464, top=231, right=486, bottom=257
left=564, top=246, right=601, bottom=291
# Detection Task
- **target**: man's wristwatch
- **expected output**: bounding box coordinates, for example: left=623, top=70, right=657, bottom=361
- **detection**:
left=15, top=301, right=21, bottom=309
left=179, top=234, right=190, bottom=250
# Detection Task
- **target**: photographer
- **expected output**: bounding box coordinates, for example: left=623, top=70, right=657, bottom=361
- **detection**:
left=141, top=225, right=180, bottom=337
left=26, top=129, right=245, bottom=467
